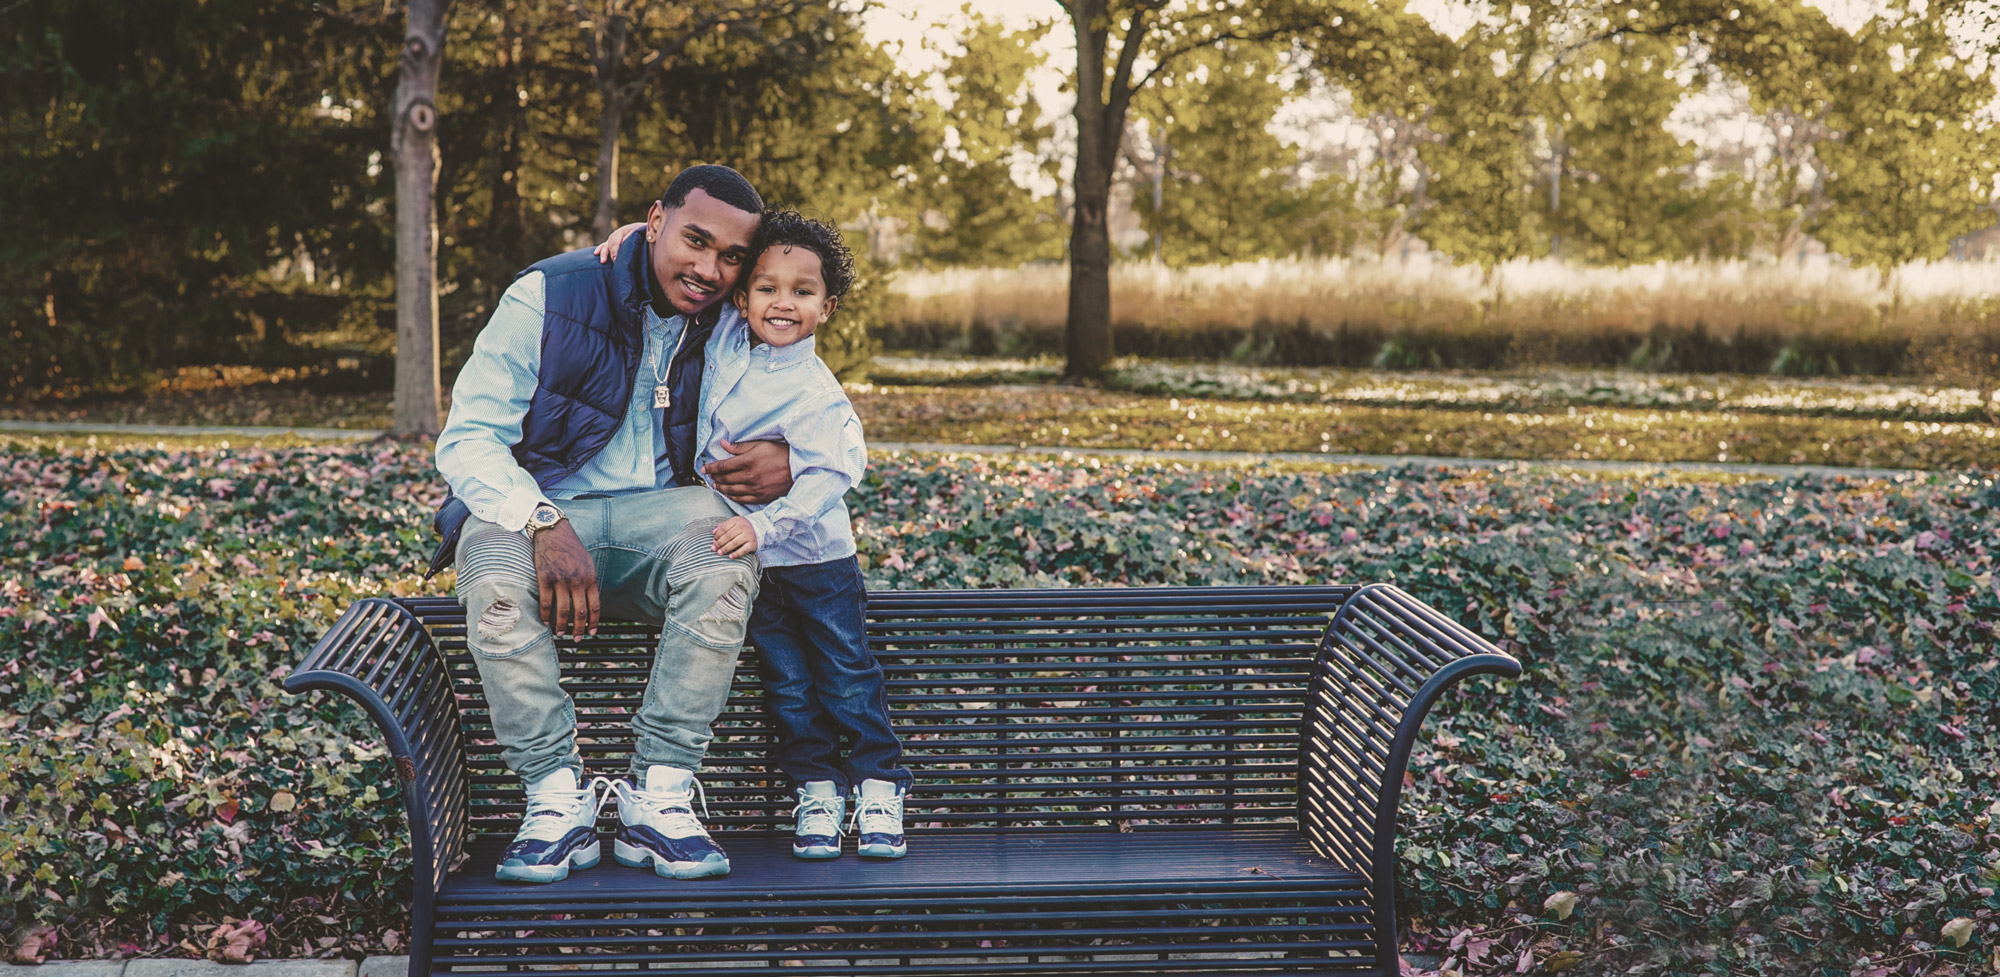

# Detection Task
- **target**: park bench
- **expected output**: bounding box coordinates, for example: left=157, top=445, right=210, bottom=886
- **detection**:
left=285, top=583, right=1519, bottom=977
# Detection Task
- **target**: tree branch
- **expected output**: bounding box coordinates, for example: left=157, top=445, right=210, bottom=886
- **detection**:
left=1102, top=2, right=1159, bottom=145
left=1533, top=18, right=1714, bottom=83
left=1128, top=23, right=1290, bottom=95
left=568, top=0, right=606, bottom=79
left=612, top=0, right=808, bottom=104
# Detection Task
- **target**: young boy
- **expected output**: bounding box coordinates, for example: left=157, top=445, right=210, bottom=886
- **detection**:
left=700, top=211, right=912, bottom=859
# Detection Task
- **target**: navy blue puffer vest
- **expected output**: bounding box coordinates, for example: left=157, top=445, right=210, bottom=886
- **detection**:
left=512, top=236, right=720, bottom=490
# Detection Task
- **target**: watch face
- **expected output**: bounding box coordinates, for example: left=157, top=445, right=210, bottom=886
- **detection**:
left=532, top=506, right=558, bottom=528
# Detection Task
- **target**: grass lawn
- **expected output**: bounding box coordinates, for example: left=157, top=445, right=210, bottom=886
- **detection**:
left=852, top=385, right=1997, bottom=469
left=6, top=360, right=1996, bottom=470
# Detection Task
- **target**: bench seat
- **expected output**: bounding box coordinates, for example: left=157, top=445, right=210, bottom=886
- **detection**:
left=286, top=584, right=1519, bottom=976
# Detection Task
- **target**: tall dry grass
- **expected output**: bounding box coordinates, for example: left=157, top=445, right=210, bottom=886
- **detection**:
left=881, top=255, right=2000, bottom=378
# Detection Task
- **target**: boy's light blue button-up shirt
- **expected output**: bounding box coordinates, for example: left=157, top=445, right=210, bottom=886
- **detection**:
left=435, top=269, right=691, bottom=531
left=697, top=308, right=865, bottom=568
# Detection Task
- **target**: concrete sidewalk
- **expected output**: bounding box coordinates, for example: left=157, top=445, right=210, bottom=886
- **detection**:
left=0, top=959, right=403, bottom=977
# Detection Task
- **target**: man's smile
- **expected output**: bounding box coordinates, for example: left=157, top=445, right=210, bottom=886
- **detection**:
left=677, top=275, right=717, bottom=303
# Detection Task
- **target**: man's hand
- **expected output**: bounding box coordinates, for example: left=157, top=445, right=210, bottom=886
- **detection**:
left=712, top=516, right=759, bottom=558
left=534, top=522, right=599, bottom=640
left=593, top=222, right=647, bottom=264
left=703, top=439, right=795, bottom=506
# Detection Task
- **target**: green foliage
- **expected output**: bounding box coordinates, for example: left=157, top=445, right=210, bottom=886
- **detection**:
left=1130, top=42, right=1352, bottom=265
left=1810, top=2, right=2000, bottom=281
left=7, top=0, right=1999, bottom=395
left=0, top=1, right=395, bottom=396
left=813, top=255, right=889, bottom=383
left=905, top=11, right=1066, bottom=268
left=1556, top=33, right=1754, bottom=264
left=6, top=442, right=1998, bottom=973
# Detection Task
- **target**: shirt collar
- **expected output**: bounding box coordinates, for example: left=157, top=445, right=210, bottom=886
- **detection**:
left=643, top=302, right=683, bottom=333
left=746, top=333, right=819, bottom=371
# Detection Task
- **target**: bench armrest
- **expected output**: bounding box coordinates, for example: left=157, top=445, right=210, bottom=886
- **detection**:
left=1299, top=583, right=1520, bottom=968
left=283, top=598, right=470, bottom=900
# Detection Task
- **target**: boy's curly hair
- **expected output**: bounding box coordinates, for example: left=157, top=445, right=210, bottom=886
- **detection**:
left=748, top=210, right=855, bottom=301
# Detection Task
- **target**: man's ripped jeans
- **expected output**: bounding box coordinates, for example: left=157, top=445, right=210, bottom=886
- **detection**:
left=454, top=487, right=759, bottom=784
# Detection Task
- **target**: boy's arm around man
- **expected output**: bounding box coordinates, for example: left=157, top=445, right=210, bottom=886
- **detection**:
left=742, top=390, right=866, bottom=550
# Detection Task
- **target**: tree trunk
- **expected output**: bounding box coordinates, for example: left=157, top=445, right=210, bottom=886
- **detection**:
left=589, top=11, right=628, bottom=241
left=1150, top=128, right=1166, bottom=264
left=1064, top=0, right=1116, bottom=381
left=489, top=1, right=528, bottom=268
left=392, top=0, right=452, bottom=437
left=593, top=90, right=622, bottom=241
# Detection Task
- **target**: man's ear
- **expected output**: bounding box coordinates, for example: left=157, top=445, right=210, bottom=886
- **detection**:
left=646, top=200, right=667, bottom=236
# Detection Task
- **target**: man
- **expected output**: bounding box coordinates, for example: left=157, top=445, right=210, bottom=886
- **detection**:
left=434, top=164, right=793, bottom=884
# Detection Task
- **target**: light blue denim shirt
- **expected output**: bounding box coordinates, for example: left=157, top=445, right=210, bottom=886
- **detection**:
left=697, top=308, right=865, bottom=568
left=435, top=269, right=690, bottom=531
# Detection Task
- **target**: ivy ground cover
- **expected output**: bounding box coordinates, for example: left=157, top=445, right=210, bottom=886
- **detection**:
left=0, top=439, right=1995, bottom=975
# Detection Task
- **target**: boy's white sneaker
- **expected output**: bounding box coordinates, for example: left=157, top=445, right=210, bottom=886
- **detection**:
left=791, top=781, right=845, bottom=859
left=852, top=779, right=908, bottom=859
left=494, top=768, right=612, bottom=883
left=612, top=765, right=731, bottom=879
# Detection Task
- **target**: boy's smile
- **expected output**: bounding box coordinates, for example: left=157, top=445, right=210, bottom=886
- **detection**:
left=736, top=245, right=836, bottom=348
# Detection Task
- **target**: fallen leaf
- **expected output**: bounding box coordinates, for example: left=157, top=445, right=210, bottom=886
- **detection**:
left=269, top=790, right=297, bottom=813
left=206, top=918, right=268, bottom=964
left=1543, top=890, right=1578, bottom=921
left=10, top=925, right=56, bottom=964
left=1942, top=916, right=1975, bottom=948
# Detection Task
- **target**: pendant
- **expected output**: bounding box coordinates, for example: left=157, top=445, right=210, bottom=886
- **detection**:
left=653, top=385, right=671, bottom=409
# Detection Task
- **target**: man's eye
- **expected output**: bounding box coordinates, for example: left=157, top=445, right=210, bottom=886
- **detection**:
left=723, top=253, right=742, bottom=264
left=684, top=235, right=703, bottom=248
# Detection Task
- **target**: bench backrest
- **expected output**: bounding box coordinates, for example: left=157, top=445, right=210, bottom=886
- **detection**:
left=399, top=586, right=1353, bottom=836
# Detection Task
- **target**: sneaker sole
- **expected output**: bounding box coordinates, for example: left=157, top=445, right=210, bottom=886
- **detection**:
left=792, top=842, right=841, bottom=860
left=614, top=839, right=731, bottom=879
left=495, top=840, right=601, bottom=883
left=857, top=842, right=907, bottom=859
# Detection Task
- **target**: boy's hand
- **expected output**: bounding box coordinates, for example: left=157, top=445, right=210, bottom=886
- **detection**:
left=712, top=516, right=759, bottom=558
left=593, top=221, right=646, bottom=263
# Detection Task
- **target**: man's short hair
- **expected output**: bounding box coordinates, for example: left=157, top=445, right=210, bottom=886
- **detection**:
left=749, top=211, right=856, bottom=301
left=660, top=165, right=763, bottom=215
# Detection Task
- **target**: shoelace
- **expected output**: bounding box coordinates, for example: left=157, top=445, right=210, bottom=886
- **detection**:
left=792, top=794, right=844, bottom=838
left=516, top=776, right=612, bottom=842
left=616, top=776, right=712, bottom=837
left=850, top=793, right=903, bottom=835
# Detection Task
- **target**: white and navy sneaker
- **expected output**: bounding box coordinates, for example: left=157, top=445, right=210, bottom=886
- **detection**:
left=494, top=768, right=611, bottom=883
left=612, top=766, right=731, bottom=879
left=852, top=779, right=908, bottom=859
left=791, top=781, right=845, bottom=859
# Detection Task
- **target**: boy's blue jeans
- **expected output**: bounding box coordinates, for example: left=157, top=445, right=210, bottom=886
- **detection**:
left=748, top=556, right=911, bottom=792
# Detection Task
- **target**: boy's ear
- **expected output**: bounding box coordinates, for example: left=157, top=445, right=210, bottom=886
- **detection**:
left=819, top=295, right=838, bottom=323
left=731, top=287, right=748, bottom=313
